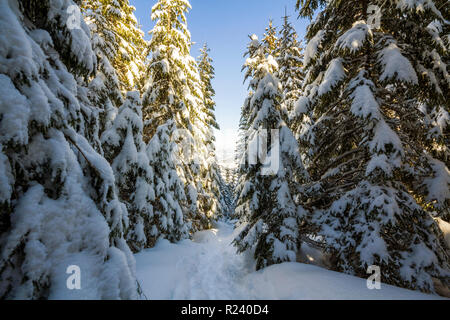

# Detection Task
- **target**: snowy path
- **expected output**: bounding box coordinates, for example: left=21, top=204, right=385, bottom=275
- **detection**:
left=135, top=221, right=444, bottom=300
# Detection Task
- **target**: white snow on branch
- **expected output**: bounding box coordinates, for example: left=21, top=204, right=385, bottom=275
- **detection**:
left=423, top=158, right=450, bottom=208
left=349, top=83, right=380, bottom=119
left=0, top=74, right=30, bottom=145
left=318, top=58, right=345, bottom=96
left=369, top=120, right=404, bottom=157
left=304, top=30, right=324, bottom=66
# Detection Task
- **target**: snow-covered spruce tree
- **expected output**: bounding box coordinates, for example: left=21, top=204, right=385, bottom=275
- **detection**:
left=143, top=0, right=217, bottom=232
left=233, top=36, right=307, bottom=270
left=294, top=0, right=450, bottom=291
left=408, top=4, right=449, bottom=223
left=276, top=13, right=305, bottom=129
left=0, top=0, right=137, bottom=299
left=182, top=40, right=219, bottom=229
left=147, top=120, right=190, bottom=244
left=197, top=44, right=225, bottom=220
left=101, top=91, right=155, bottom=252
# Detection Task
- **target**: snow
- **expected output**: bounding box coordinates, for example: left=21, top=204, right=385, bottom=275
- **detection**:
left=366, top=154, right=393, bottom=176
left=214, top=128, right=238, bottom=170
left=0, top=145, right=12, bottom=203
left=135, top=221, right=444, bottom=300
left=47, top=0, right=96, bottom=73
left=65, top=127, right=116, bottom=185
left=349, top=75, right=380, bottom=120
left=436, top=218, right=450, bottom=249
left=395, top=0, right=443, bottom=18
left=423, top=158, right=450, bottom=208
left=318, top=58, right=345, bottom=96
left=378, top=42, right=418, bottom=84
left=304, top=30, right=324, bottom=66
left=29, top=29, right=54, bottom=49
left=426, top=19, right=445, bottom=50
left=0, top=0, right=35, bottom=80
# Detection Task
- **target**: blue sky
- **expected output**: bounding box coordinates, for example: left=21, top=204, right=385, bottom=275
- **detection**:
left=130, top=0, right=311, bottom=165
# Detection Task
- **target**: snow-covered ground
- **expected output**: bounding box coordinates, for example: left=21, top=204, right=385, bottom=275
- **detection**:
left=214, top=128, right=238, bottom=170
left=135, top=221, right=445, bottom=300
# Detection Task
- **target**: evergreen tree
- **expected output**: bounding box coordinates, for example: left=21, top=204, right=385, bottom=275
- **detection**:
left=0, top=0, right=136, bottom=299
left=82, top=0, right=123, bottom=106
left=232, top=35, right=260, bottom=222
left=197, top=44, right=225, bottom=220
left=82, top=0, right=147, bottom=94
left=147, top=120, right=190, bottom=244
left=276, top=12, right=305, bottom=128
left=142, top=0, right=196, bottom=232
left=233, top=36, right=307, bottom=270
left=81, top=0, right=147, bottom=154
left=198, top=44, right=220, bottom=131
left=142, top=0, right=194, bottom=137
left=294, top=0, right=450, bottom=291
left=101, top=91, right=155, bottom=252
left=81, top=0, right=124, bottom=155
left=235, top=34, right=264, bottom=164
left=143, top=0, right=218, bottom=232
left=220, top=166, right=237, bottom=217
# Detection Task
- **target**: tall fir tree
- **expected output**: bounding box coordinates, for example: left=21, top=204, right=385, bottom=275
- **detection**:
left=197, top=44, right=220, bottom=131
left=262, top=20, right=278, bottom=55
left=294, top=0, right=450, bottom=292
left=142, top=0, right=196, bottom=233
left=101, top=91, right=155, bottom=252
left=82, top=0, right=123, bottom=106
left=105, top=0, right=148, bottom=92
left=233, top=35, right=307, bottom=270
left=235, top=24, right=279, bottom=164
left=0, top=0, right=137, bottom=299
left=220, top=166, right=237, bottom=217
left=142, top=0, right=194, bottom=137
